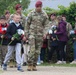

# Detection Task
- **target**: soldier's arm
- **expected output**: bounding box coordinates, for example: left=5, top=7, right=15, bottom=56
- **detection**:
left=43, top=14, right=50, bottom=36
left=25, top=12, right=32, bottom=37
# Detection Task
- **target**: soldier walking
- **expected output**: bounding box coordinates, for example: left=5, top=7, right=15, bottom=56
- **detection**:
left=26, top=1, right=49, bottom=71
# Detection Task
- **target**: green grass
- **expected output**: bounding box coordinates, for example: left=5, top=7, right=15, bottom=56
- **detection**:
left=39, top=63, right=76, bottom=67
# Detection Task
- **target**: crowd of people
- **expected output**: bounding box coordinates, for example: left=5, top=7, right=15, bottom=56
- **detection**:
left=0, top=0, right=76, bottom=72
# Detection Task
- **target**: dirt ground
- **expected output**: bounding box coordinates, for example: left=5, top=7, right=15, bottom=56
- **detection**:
left=0, top=66, right=76, bottom=75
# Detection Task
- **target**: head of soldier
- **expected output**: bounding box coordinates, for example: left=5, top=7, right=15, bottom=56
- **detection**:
left=15, top=4, right=22, bottom=14
left=50, top=13, right=56, bottom=21
left=62, top=15, right=66, bottom=21
left=12, top=13, right=21, bottom=23
left=0, top=15, right=6, bottom=25
left=35, top=1, right=42, bottom=12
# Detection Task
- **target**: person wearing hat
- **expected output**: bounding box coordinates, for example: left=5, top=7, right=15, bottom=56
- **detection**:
left=47, top=13, right=58, bottom=62
left=26, top=1, right=49, bottom=71
left=0, top=16, right=9, bottom=66
left=4, top=10, right=10, bottom=23
left=49, top=13, right=58, bottom=27
left=9, top=4, right=26, bottom=26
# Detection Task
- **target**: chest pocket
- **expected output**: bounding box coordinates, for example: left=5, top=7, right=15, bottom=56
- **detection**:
left=32, top=14, right=45, bottom=25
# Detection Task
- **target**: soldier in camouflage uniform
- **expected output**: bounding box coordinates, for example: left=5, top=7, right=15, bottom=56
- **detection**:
left=26, top=1, right=49, bottom=71
left=49, top=13, right=58, bottom=27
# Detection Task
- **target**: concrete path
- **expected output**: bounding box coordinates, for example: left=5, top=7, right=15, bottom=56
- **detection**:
left=0, top=66, right=76, bottom=75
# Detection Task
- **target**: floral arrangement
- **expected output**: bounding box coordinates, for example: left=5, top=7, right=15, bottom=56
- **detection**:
left=0, top=27, right=8, bottom=45
left=48, top=25, right=57, bottom=34
left=69, top=30, right=76, bottom=39
left=8, top=29, right=24, bottom=45
left=2, top=27, right=7, bottom=34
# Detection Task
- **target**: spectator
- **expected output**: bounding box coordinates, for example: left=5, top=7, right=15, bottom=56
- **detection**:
left=48, top=25, right=59, bottom=63
left=0, top=16, right=9, bottom=66
left=62, top=15, right=72, bottom=36
left=49, top=13, right=58, bottom=27
left=40, top=38, right=47, bottom=63
left=56, top=16, right=68, bottom=64
left=70, top=17, right=76, bottom=64
left=4, top=10, right=10, bottom=23
left=47, top=13, right=58, bottom=62
left=2, top=13, right=24, bottom=72
left=62, top=15, right=72, bottom=62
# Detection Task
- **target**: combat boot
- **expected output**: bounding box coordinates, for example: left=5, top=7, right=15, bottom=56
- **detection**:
left=27, top=65, right=32, bottom=71
left=32, top=65, right=37, bottom=71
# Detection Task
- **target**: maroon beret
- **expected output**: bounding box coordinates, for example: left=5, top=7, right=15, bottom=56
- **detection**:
left=15, top=4, right=22, bottom=10
left=35, top=1, right=42, bottom=7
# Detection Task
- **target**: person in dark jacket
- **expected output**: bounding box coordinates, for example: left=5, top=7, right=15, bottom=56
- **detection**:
left=48, top=25, right=59, bottom=63
left=0, top=16, right=9, bottom=66
left=2, top=13, right=25, bottom=72
left=56, top=16, right=68, bottom=64
left=40, top=38, right=47, bottom=63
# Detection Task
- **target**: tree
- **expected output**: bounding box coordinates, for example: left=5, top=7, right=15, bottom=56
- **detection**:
left=0, top=0, right=30, bottom=16
left=67, top=2, right=76, bottom=27
left=43, top=7, right=57, bottom=15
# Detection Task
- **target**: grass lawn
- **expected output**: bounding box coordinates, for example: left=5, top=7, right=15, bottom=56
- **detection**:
left=40, top=63, right=76, bottom=67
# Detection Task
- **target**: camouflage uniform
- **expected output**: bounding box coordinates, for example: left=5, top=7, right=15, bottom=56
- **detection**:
left=65, top=22, right=72, bottom=53
left=26, top=10, right=49, bottom=66
left=66, top=22, right=72, bottom=36
left=49, top=20, right=58, bottom=28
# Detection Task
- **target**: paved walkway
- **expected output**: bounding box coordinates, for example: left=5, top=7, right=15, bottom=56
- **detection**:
left=0, top=66, right=76, bottom=75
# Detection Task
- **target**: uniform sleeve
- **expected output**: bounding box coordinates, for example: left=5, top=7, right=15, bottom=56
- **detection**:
left=21, top=14, right=26, bottom=27
left=43, top=14, right=50, bottom=35
left=25, top=12, right=32, bottom=36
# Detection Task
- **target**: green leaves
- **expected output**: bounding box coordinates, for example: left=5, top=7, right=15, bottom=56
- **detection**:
left=43, top=1, right=76, bottom=27
left=0, top=0, right=30, bottom=16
